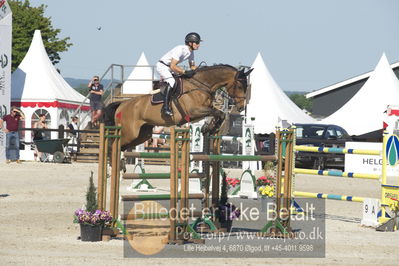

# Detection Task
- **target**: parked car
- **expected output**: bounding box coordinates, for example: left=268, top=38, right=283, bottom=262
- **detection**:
left=293, top=123, right=352, bottom=170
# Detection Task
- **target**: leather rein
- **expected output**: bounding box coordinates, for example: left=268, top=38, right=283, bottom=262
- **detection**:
left=180, top=70, right=247, bottom=104
left=172, top=69, right=247, bottom=124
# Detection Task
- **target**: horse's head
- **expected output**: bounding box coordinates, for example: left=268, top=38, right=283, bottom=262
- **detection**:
left=190, top=65, right=253, bottom=112
left=227, top=68, right=253, bottom=112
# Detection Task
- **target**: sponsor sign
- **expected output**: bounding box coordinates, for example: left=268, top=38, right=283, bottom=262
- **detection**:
left=345, top=141, right=399, bottom=176
left=242, top=123, right=257, bottom=171
left=190, top=122, right=203, bottom=172
left=0, top=0, right=11, bottom=161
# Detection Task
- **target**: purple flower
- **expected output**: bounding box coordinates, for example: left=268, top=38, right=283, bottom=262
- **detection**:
left=90, top=216, right=99, bottom=224
left=74, top=208, right=113, bottom=225
left=100, top=211, right=112, bottom=222
left=74, top=209, right=85, bottom=217
left=78, top=211, right=91, bottom=223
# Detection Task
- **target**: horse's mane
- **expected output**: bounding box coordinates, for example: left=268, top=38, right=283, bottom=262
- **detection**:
left=195, top=64, right=238, bottom=73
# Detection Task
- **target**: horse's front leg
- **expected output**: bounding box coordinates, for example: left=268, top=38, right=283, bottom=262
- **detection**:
left=201, top=109, right=226, bottom=135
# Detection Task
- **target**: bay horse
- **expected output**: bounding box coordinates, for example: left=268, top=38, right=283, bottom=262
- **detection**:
left=103, top=64, right=253, bottom=151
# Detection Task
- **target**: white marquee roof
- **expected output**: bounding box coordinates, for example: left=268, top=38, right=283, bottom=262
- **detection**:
left=246, top=53, right=315, bottom=133
left=321, top=53, right=399, bottom=136
left=306, top=61, right=399, bottom=99
left=11, top=30, right=88, bottom=106
left=122, top=52, right=153, bottom=94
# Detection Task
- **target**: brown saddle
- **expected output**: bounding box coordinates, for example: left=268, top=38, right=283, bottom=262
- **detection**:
left=151, top=77, right=183, bottom=104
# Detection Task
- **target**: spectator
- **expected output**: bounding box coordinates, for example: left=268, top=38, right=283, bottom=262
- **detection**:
left=87, top=75, right=104, bottom=128
left=152, top=126, right=165, bottom=148
left=33, top=114, right=48, bottom=161
left=68, top=116, right=79, bottom=155
left=144, top=126, right=165, bottom=150
left=0, top=106, right=25, bottom=163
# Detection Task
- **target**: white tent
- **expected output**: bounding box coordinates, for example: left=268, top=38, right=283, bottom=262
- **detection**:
left=11, top=30, right=90, bottom=160
left=245, top=52, right=315, bottom=134
left=321, top=53, right=399, bottom=136
left=122, top=52, right=153, bottom=94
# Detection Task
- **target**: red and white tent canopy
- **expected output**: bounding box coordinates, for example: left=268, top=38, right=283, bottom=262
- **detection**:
left=11, top=30, right=89, bottom=110
left=10, top=30, right=90, bottom=160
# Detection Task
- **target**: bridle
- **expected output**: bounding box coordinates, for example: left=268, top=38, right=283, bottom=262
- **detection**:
left=232, top=71, right=249, bottom=102
left=181, top=69, right=248, bottom=107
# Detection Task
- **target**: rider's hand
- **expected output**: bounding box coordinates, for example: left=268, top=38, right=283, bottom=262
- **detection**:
left=182, top=70, right=195, bottom=78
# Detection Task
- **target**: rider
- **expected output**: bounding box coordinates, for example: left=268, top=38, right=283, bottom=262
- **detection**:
left=156, top=32, right=202, bottom=117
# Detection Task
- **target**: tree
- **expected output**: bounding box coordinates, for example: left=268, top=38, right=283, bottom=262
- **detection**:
left=74, top=84, right=90, bottom=97
left=85, top=172, right=98, bottom=213
left=9, top=0, right=72, bottom=72
left=289, top=93, right=313, bottom=112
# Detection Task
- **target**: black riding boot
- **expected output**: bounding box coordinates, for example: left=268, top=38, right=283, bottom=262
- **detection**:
left=162, top=85, right=173, bottom=117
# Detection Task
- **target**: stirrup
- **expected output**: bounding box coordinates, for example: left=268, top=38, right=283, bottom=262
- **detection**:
left=162, top=105, right=173, bottom=116
left=162, top=108, right=173, bottom=117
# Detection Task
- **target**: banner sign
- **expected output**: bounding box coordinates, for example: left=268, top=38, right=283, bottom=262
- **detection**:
left=345, top=141, right=399, bottom=176
left=190, top=121, right=204, bottom=172
left=0, top=0, right=12, bottom=161
left=242, top=123, right=257, bottom=171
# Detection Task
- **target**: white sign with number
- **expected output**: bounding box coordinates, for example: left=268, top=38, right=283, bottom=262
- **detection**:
left=361, top=198, right=380, bottom=227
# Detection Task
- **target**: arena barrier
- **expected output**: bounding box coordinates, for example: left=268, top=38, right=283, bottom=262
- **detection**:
left=289, top=128, right=399, bottom=227
left=206, top=129, right=293, bottom=236
left=97, top=125, right=211, bottom=243
left=97, top=123, right=297, bottom=240
left=124, top=152, right=275, bottom=162
left=130, top=132, right=171, bottom=190
left=97, top=124, right=122, bottom=225
left=131, top=121, right=259, bottom=194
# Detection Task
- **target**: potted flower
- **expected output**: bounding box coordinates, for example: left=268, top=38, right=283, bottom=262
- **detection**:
left=74, top=209, right=113, bottom=241
left=217, top=202, right=241, bottom=232
left=226, top=177, right=240, bottom=188
left=226, top=176, right=240, bottom=195
left=256, top=175, right=275, bottom=211
left=258, top=185, right=274, bottom=198
left=256, top=175, right=275, bottom=196
left=73, top=172, right=113, bottom=241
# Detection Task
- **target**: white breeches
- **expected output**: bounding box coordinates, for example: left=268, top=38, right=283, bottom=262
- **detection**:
left=156, top=62, right=175, bottom=87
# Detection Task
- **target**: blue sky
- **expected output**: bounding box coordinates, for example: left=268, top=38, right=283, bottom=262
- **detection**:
left=29, top=0, right=399, bottom=92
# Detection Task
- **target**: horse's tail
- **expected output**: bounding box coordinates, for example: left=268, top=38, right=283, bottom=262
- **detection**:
left=101, top=102, right=122, bottom=126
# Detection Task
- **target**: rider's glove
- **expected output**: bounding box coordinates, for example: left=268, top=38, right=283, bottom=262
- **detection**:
left=182, top=70, right=195, bottom=78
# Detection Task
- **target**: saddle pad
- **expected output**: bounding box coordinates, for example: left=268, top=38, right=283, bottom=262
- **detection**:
left=151, top=77, right=183, bottom=104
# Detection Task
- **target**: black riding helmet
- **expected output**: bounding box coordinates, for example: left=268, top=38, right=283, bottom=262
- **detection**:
left=185, top=32, right=202, bottom=44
